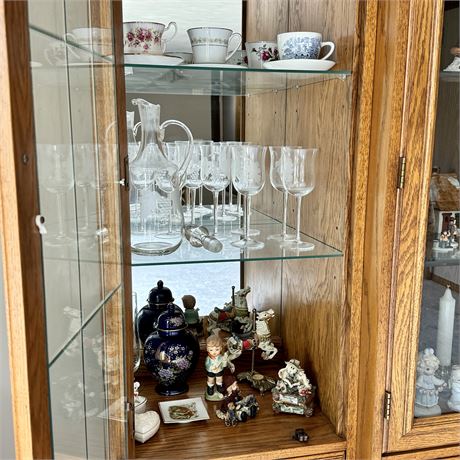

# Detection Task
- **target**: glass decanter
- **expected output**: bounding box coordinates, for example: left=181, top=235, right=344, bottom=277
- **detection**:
left=130, top=98, right=193, bottom=256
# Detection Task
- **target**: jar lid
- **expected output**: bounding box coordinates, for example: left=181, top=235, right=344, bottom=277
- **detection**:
left=156, top=303, right=186, bottom=332
left=147, top=280, right=174, bottom=306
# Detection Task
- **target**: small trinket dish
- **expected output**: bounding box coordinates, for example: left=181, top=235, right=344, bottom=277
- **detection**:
left=158, top=397, right=209, bottom=424
left=134, top=411, right=161, bottom=443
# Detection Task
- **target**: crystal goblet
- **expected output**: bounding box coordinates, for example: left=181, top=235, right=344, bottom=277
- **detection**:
left=280, top=146, right=318, bottom=251
left=231, top=144, right=266, bottom=249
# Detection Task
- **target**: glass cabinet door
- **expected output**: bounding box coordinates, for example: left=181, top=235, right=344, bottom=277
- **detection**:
left=27, top=0, right=127, bottom=458
left=387, top=0, right=460, bottom=453
left=417, top=1, right=460, bottom=420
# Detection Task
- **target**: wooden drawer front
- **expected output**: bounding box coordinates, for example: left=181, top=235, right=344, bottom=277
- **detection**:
left=384, top=445, right=460, bottom=460
left=280, top=451, right=345, bottom=460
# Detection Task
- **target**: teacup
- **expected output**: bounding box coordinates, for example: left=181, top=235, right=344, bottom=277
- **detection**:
left=277, top=32, right=335, bottom=60
left=124, top=21, right=177, bottom=55
left=245, top=41, right=278, bottom=68
left=187, top=27, right=242, bottom=64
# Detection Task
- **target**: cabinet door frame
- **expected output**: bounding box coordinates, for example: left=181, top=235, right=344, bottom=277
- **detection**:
left=0, top=1, right=52, bottom=457
left=386, top=0, right=460, bottom=452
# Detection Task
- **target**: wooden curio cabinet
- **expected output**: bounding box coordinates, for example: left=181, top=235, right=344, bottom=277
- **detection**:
left=0, top=0, right=459, bottom=459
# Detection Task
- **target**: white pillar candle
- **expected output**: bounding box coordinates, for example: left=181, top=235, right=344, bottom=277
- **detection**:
left=436, top=286, right=456, bottom=366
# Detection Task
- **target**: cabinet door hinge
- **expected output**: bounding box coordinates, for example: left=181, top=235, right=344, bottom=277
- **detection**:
left=384, top=391, right=392, bottom=420
left=397, top=156, right=406, bottom=190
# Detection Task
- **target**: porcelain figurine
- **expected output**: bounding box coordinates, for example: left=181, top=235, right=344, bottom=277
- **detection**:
left=182, top=294, right=203, bottom=335
left=444, top=47, right=460, bottom=72
left=205, top=331, right=236, bottom=401
left=227, top=308, right=278, bottom=360
left=215, top=378, right=259, bottom=426
left=414, top=348, right=446, bottom=417
left=447, top=365, right=460, bottom=412
left=144, top=303, right=199, bottom=395
left=134, top=381, right=147, bottom=414
left=272, top=359, right=315, bottom=417
left=207, top=286, right=252, bottom=336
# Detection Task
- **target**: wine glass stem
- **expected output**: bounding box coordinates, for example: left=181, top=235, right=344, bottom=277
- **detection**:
left=199, top=185, right=204, bottom=207
left=56, top=192, right=66, bottom=238
left=186, top=187, right=191, bottom=212
left=245, top=195, right=252, bottom=241
left=213, top=192, right=219, bottom=235
left=222, top=189, right=226, bottom=217
left=191, top=188, right=196, bottom=222
left=229, top=183, right=233, bottom=208
left=296, top=195, right=302, bottom=242
left=282, top=191, right=288, bottom=237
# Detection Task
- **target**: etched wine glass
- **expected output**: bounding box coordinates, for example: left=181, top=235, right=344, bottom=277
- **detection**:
left=280, top=146, right=318, bottom=251
left=183, top=140, right=203, bottom=223
left=202, top=142, right=231, bottom=237
left=268, top=146, right=296, bottom=242
left=231, top=144, right=266, bottom=249
left=215, top=143, right=237, bottom=222
left=39, top=144, right=75, bottom=246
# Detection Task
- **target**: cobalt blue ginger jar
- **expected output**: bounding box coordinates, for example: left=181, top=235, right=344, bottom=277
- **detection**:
left=144, top=303, right=200, bottom=395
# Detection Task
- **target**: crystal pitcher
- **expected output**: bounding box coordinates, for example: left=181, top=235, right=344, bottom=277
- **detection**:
left=130, top=98, right=193, bottom=256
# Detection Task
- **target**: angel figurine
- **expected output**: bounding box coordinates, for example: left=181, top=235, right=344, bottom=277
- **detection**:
left=414, top=348, right=446, bottom=417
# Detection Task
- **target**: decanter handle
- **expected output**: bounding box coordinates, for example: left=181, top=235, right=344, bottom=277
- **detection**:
left=159, top=119, right=194, bottom=187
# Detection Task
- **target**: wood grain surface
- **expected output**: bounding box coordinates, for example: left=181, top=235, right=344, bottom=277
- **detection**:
left=0, top=2, right=52, bottom=458
left=245, top=0, right=356, bottom=439
left=384, top=444, right=460, bottom=460
left=135, top=355, right=345, bottom=460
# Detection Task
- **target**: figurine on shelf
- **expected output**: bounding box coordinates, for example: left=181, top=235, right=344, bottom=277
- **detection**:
left=448, top=216, right=459, bottom=248
left=414, top=348, right=447, bottom=417
left=215, top=377, right=259, bottom=426
left=447, top=365, right=460, bottom=412
left=227, top=308, right=278, bottom=360
left=182, top=295, right=203, bottom=335
left=134, top=381, right=147, bottom=414
left=439, top=231, right=452, bottom=249
left=207, top=286, right=252, bottom=336
left=272, top=359, right=315, bottom=417
left=444, top=46, right=460, bottom=72
left=205, top=331, right=237, bottom=401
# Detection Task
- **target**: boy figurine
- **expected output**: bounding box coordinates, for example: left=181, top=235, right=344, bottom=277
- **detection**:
left=205, top=332, right=235, bottom=401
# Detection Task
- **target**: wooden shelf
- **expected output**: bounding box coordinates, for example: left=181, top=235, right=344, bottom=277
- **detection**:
left=135, top=354, right=346, bottom=460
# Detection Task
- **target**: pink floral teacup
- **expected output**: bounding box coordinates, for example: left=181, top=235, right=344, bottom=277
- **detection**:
left=124, top=21, right=177, bottom=55
left=245, top=41, right=279, bottom=68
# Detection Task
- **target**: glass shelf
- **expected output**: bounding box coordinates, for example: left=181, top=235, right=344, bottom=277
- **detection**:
left=124, top=63, right=351, bottom=96
left=440, top=71, right=460, bottom=82
left=131, top=209, right=342, bottom=266
left=29, top=23, right=113, bottom=67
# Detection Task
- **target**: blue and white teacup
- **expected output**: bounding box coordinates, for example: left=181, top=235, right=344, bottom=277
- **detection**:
left=277, top=32, right=334, bottom=60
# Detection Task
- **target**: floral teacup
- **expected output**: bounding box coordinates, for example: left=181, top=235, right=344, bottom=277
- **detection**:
left=277, top=32, right=334, bottom=60
left=124, top=21, right=177, bottom=55
left=245, top=41, right=278, bottom=68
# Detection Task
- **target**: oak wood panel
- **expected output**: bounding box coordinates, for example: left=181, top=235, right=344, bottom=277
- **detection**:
left=280, top=453, right=345, bottom=460
left=244, top=0, right=288, bottom=340
left=384, top=445, right=460, bottom=460
left=344, top=1, right=378, bottom=458
left=352, top=0, right=411, bottom=458
left=111, top=0, right=135, bottom=457
left=245, top=0, right=358, bottom=440
left=288, top=0, right=355, bottom=69
left=135, top=356, right=346, bottom=460
left=386, top=0, right=460, bottom=452
left=91, top=2, right=129, bottom=458
left=281, top=258, right=345, bottom=435
left=0, top=1, right=52, bottom=458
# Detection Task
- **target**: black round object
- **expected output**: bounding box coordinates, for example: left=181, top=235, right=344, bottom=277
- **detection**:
left=147, top=280, right=174, bottom=307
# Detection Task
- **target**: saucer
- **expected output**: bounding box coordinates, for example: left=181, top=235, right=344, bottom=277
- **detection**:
left=263, top=59, right=336, bottom=71
left=185, top=63, right=246, bottom=69
left=124, top=54, right=184, bottom=66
